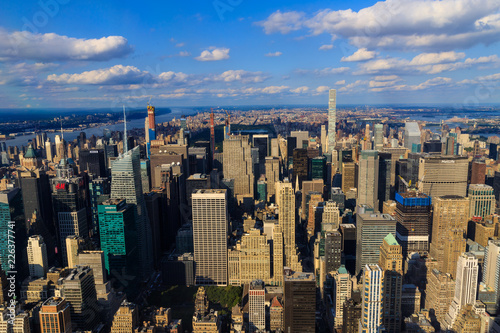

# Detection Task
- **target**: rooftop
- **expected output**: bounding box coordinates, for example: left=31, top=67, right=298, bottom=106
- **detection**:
left=384, top=233, right=399, bottom=246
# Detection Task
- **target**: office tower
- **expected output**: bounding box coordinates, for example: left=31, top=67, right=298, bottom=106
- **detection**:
left=404, top=122, right=421, bottom=152
left=223, top=135, right=254, bottom=198
left=145, top=104, right=156, bottom=158
left=276, top=181, right=298, bottom=268
left=270, top=297, right=284, bottom=332
left=394, top=192, right=432, bottom=255
left=306, top=193, right=322, bottom=238
left=328, top=89, right=336, bottom=153
left=470, top=159, right=486, bottom=185
left=358, top=151, right=379, bottom=210
left=40, top=297, right=72, bottom=333
left=429, top=196, right=469, bottom=276
left=77, top=250, right=111, bottom=305
left=418, top=155, right=468, bottom=197
left=301, top=179, right=324, bottom=221
left=27, top=235, right=48, bottom=278
left=401, top=284, right=421, bottom=318
left=356, top=213, right=396, bottom=275
left=377, top=152, right=392, bottom=211
left=482, top=240, right=500, bottom=312
left=110, top=301, right=139, bottom=333
left=468, top=184, right=495, bottom=219
left=273, top=225, right=284, bottom=286
left=140, top=159, right=151, bottom=193
left=359, top=265, right=384, bottom=333
left=45, top=138, right=54, bottom=162
left=489, top=143, right=498, bottom=160
left=249, top=280, right=265, bottom=332
left=341, top=161, right=356, bottom=193
left=192, top=189, right=228, bottom=285
left=426, top=269, right=455, bottom=326
left=66, top=235, right=84, bottom=269
left=292, top=148, right=308, bottom=187
left=373, top=124, right=384, bottom=151
left=333, top=266, right=352, bottom=328
left=253, top=134, right=269, bottom=177
left=162, top=252, right=195, bottom=286
left=342, top=298, right=362, bottom=333
left=265, top=157, right=280, bottom=203
left=291, top=131, right=309, bottom=149
left=322, top=201, right=340, bottom=231
left=321, top=125, right=328, bottom=153
left=286, top=136, right=297, bottom=168
left=310, top=156, right=326, bottom=182
left=284, top=271, right=316, bottom=333
left=379, top=234, right=403, bottom=333
left=79, top=149, right=106, bottom=177
left=20, top=170, right=56, bottom=261
left=443, top=253, right=478, bottom=329
left=0, top=310, right=30, bottom=332
left=61, top=266, right=99, bottom=331
left=150, top=143, right=189, bottom=185
left=98, top=198, right=139, bottom=292
left=110, top=146, right=153, bottom=279
left=325, top=230, right=342, bottom=273
left=89, top=177, right=110, bottom=235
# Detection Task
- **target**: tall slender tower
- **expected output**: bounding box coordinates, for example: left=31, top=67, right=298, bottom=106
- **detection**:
left=27, top=235, right=48, bottom=278
left=110, top=146, right=153, bottom=279
left=146, top=104, right=156, bottom=158
left=328, top=89, right=336, bottom=153
left=276, top=180, right=297, bottom=268
left=359, top=264, right=384, bottom=333
left=357, top=150, right=379, bottom=210
left=192, top=189, right=228, bottom=285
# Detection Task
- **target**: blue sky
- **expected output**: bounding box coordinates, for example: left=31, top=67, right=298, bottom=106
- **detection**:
left=0, top=0, right=499, bottom=108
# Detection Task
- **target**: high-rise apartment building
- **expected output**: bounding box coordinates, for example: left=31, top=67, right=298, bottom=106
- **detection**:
left=110, top=146, right=153, bottom=279
left=394, top=192, right=432, bottom=255
left=328, top=89, right=336, bottom=153
left=192, top=189, right=228, bottom=286
left=426, top=269, right=455, bottom=326
left=359, top=264, right=384, bottom=333
left=418, top=155, right=468, bottom=197
left=443, top=253, right=478, bottom=329
left=429, top=196, right=469, bottom=276
left=249, top=280, right=266, bottom=332
left=333, top=266, right=352, bottom=328
left=223, top=135, right=254, bottom=198
left=356, top=213, right=396, bottom=275
left=27, top=235, right=48, bottom=278
left=284, top=271, right=316, bottom=333
left=358, top=151, right=379, bottom=210
left=468, top=184, right=495, bottom=219
left=379, top=234, right=403, bottom=333
left=39, top=297, right=72, bottom=333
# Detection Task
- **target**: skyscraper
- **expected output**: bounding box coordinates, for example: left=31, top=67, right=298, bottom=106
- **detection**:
left=443, top=253, right=478, bottom=329
left=110, top=301, right=139, bottom=333
left=276, top=181, right=299, bottom=269
left=146, top=104, right=156, bottom=158
left=27, top=235, right=48, bottom=278
left=249, top=280, right=266, bottom=332
left=333, top=266, right=352, bottom=329
left=328, top=89, right=336, bottom=153
left=373, top=124, right=384, bottom=151
left=429, top=196, right=469, bottom=276
left=79, top=149, right=106, bottom=177
left=223, top=135, right=254, bottom=198
left=40, top=297, right=72, bottom=333
left=482, top=240, right=500, bottom=312
left=378, top=234, right=403, bottom=333
left=265, top=157, right=280, bottom=203
left=359, top=264, right=384, bottom=333
left=110, top=146, right=153, bottom=279
left=418, top=155, right=468, bottom=197
left=468, top=184, right=495, bottom=219
left=66, top=235, right=84, bottom=269
left=404, top=122, right=421, bottom=152
left=358, top=150, right=379, bottom=210
left=356, top=213, right=396, bottom=275
left=253, top=134, right=269, bottom=177
left=426, top=269, right=455, bottom=326
left=192, top=189, right=228, bottom=285
left=284, top=271, right=316, bottom=333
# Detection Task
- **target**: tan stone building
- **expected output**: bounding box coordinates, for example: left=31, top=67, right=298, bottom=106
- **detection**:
left=426, top=270, right=455, bottom=326
left=111, top=301, right=139, bottom=333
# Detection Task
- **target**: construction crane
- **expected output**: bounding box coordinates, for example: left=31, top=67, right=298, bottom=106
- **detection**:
left=398, top=175, right=411, bottom=191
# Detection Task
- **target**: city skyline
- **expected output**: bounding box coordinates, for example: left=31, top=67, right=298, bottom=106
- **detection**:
left=0, top=0, right=499, bottom=108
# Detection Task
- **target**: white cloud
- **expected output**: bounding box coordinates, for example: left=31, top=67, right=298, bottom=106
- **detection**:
left=298, top=67, right=350, bottom=76
left=195, top=47, right=230, bottom=61
left=265, top=51, right=283, bottom=57
left=316, top=86, right=330, bottom=93
left=341, top=48, right=376, bottom=62
left=262, top=85, right=289, bottom=94
left=335, top=80, right=346, bottom=85
left=257, top=0, right=500, bottom=51
left=0, top=29, right=132, bottom=61
left=211, top=70, right=269, bottom=83
left=290, top=86, right=309, bottom=93
left=409, top=51, right=465, bottom=65
left=319, top=44, right=333, bottom=50
left=47, top=65, right=153, bottom=85
left=409, top=77, right=453, bottom=90
left=255, top=10, right=305, bottom=34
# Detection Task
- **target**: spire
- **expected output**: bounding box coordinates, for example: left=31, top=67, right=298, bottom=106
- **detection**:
left=123, top=105, right=128, bottom=153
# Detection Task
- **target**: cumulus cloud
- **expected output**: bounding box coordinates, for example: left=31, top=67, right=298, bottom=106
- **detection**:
left=335, top=80, right=346, bottom=85
left=0, top=29, right=133, bottom=61
left=262, top=85, right=289, bottom=94
left=195, top=47, right=230, bottom=61
left=319, top=44, right=333, bottom=50
left=298, top=67, right=350, bottom=76
left=257, top=0, right=500, bottom=51
left=316, top=86, right=330, bottom=93
left=341, top=48, right=376, bottom=62
left=211, top=70, right=269, bottom=83
left=265, top=51, right=283, bottom=57
left=47, top=65, right=153, bottom=85
left=290, top=86, right=309, bottom=93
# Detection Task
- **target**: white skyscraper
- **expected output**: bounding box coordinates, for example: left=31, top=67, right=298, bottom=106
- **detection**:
left=359, top=264, right=384, bottom=333
left=27, top=235, right=48, bottom=278
left=192, top=189, right=228, bottom=285
left=444, top=252, right=479, bottom=329
left=328, top=89, right=336, bottom=153
left=483, top=240, right=500, bottom=303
